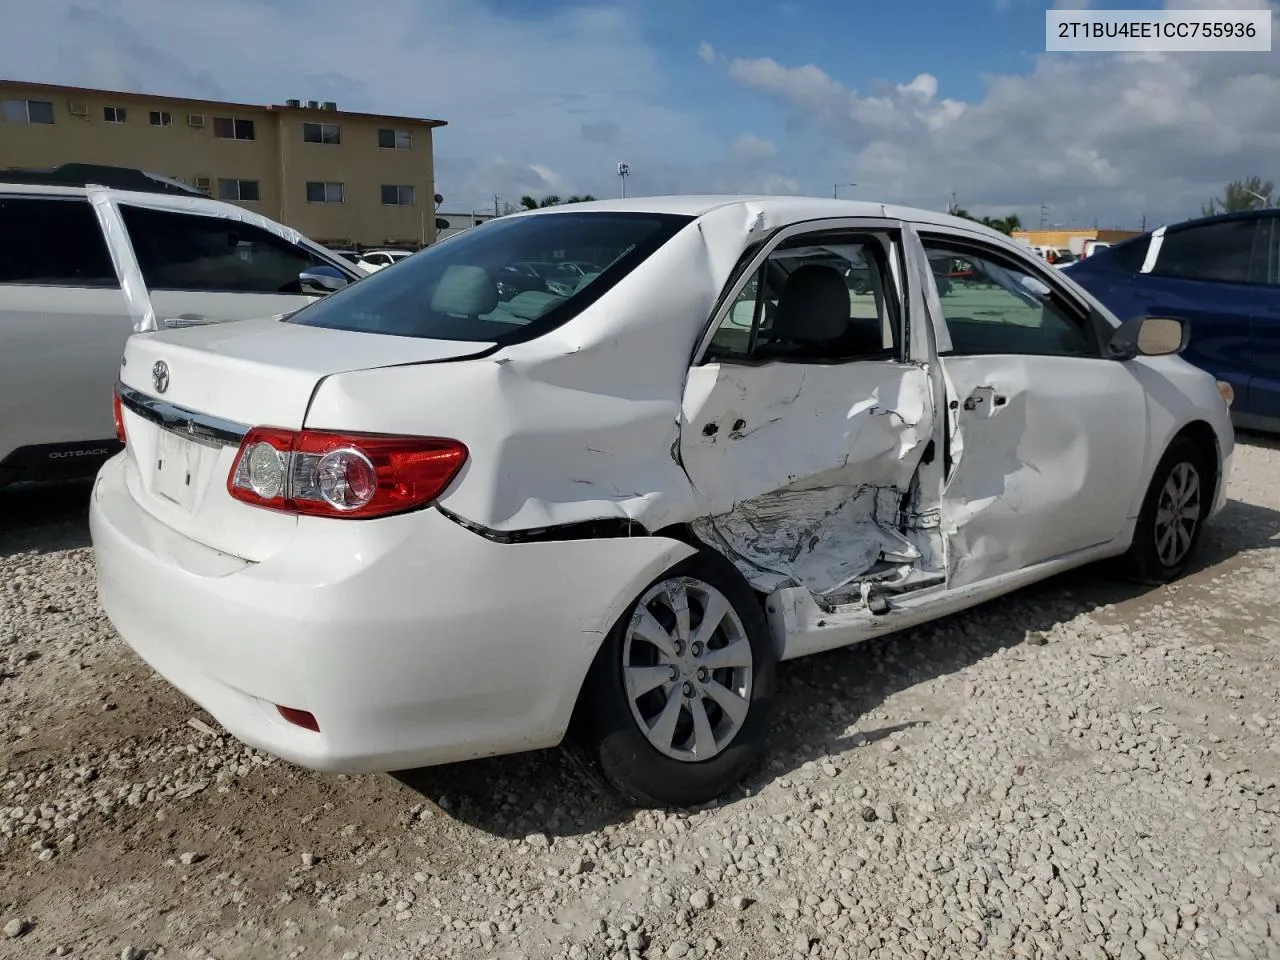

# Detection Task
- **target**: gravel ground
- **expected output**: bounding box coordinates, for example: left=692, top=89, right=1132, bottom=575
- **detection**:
left=2, top=435, right=1279, bottom=960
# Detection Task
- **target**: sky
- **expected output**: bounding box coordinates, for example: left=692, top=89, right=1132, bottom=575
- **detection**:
left=1, top=0, right=1277, bottom=229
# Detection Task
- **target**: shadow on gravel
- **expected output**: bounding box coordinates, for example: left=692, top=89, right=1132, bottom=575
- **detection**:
left=0, top=480, right=93, bottom=557
left=1235, top=428, right=1280, bottom=452
left=393, top=495, right=1280, bottom=841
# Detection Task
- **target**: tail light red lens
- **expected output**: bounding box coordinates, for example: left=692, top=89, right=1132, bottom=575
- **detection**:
left=227, top=428, right=467, bottom=520
left=112, top=389, right=127, bottom=444
left=276, top=705, right=320, bottom=732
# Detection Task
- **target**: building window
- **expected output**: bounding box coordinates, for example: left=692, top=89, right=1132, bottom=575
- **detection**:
left=149, top=110, right=172, bottom=126
left=213, top=117, right=256, bottom=140
left=381, top=185, right=416, bottom=206
left=303, top=121, right=341, bottom=145
left=103, top=106, right=127, bottom=123
left=306, top=181, right=344, bottom=203
left=1, top=99, right=54, bottom=124
left=377, top=128, right=412, bottom=149
left=217, top=179, right=261, bottom=202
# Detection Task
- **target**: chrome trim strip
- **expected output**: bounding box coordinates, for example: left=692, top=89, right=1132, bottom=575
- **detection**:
left=116, top=382, right=249, bottom=449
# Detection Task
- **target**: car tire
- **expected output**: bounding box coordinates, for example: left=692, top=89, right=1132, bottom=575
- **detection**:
left=1122, top=435, right=1211, bottom=584
left=567, top=551, right=777, bottom=808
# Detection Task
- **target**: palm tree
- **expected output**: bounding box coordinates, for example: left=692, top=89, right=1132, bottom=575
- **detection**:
left=565, top=195, right=598, bottom=203
left=1203, top=176, right=1273, bottom=216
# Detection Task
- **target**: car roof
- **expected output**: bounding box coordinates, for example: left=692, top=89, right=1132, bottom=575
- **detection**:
left=507, top=195, right=1012, bottom=238
left=0, top=163, right=200, bottom=196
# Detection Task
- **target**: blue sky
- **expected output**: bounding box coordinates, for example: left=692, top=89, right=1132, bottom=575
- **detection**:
left=1, top=0, right=1276, bottom=228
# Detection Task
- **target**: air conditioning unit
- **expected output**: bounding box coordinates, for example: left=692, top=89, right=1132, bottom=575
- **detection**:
left=286, top=99, right=301, bottom=108
left=67, top=100, right=88, bottom=116
left=187, top=113, right=205, bottom=128
left=322, top=101, right=337, bottom=111
left=305, top=100, right=320, bottom=109
left=194, top=176, right=211, bottom=193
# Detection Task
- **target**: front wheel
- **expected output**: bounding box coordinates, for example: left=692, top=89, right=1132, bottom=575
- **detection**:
left=568, top=552, right=776, bottom=808
left=1123, top=435, right=1211, bottom=584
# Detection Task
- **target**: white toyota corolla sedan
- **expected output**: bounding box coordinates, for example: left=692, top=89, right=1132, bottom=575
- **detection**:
left=91, top=197, right=1234, bottom=807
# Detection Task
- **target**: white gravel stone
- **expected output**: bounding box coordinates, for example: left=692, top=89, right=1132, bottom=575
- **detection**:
left=3, top=442, right=1280, bottom=960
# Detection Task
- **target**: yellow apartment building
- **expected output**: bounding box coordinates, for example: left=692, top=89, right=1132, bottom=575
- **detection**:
left=0, top=80, right=446, bottom=248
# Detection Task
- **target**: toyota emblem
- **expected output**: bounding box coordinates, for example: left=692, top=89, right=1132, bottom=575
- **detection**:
left=152, top=360, right=170, bottom=394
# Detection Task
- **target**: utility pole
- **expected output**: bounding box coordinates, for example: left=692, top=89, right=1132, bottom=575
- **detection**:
left=949, top=191, right=958, bottom=215
left=1141, top=214, right=1147, bottom=232
left=618, top=162, right=630, bottom=199
left=493, top=195, right=500, bottom=217
left=1039, top=202, right=1049, bottom=229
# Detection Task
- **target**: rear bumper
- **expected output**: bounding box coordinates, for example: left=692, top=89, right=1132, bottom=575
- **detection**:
left=90, top=454, right=694, bottom=773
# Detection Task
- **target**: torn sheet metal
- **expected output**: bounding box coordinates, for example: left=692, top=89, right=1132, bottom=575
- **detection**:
left=678, top=360, right=936, bottom=596
left=87, top=187, right=157, bottom=333
left=691, top=483, right=919, bottom=596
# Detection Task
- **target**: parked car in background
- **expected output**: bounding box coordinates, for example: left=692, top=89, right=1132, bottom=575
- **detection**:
left=0, top=163, right=360, bottom=488
left=1063, top=209, right=1278, bottom=432
left=356, top=249, right=414, bottom=273
left=92, top=196, right=1232, bottom=807
left=1080, top=239, right=1111, bottom=260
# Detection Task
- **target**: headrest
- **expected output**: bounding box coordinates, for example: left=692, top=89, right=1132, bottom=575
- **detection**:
left=772, top=264, right=850, bottom=344
left=431, top=265, right=498, bottom=316
left=504, top=290, right=566, bottom=320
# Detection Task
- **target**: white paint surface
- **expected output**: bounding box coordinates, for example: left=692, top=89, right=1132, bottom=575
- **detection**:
left=91, top=195, right=1236, bottom=776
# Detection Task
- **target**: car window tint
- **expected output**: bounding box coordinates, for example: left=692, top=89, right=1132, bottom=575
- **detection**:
left=1265, top=216, right=1280, bottom=285
left=1109, top=236, right=1150, bottom=273
left=0, top=196, right=118, bottom=287
left=119, top=205, right=325, bottom=294
left=922, top=239, right=1099, bottom=359
left=288, top=212, right=692, bottom=344
left=707, top=237, right=897, bottom=363
left=1152, top=218, right=1257, bottom=284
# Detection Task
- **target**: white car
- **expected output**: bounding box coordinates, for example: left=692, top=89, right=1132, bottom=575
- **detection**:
left=355, top=249, right=414, bottom=272
left=90, top=196, right=1234, bottom=807
left=0, top=164, right=360, bottom=488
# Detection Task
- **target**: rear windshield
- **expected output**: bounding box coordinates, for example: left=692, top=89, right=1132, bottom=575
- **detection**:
left=288, top=211, right=693, bottom=343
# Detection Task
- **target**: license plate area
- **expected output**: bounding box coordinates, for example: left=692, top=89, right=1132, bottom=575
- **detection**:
left=152, top=429, right=203, bottom=512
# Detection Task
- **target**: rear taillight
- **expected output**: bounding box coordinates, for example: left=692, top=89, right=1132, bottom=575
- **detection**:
left=112, top=389, right=126, bottom=444
left=227, top=428, right=467, bottom=519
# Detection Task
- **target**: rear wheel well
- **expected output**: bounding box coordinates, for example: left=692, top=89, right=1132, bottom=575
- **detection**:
left=1171, top=420, right=1220, bottom=517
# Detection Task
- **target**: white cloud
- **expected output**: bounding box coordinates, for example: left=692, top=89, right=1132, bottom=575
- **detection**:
left=720, top=2, right=1280, bottom=225
left=0, top=0, right=763, bottom=211
left=697, top=41, right=717, bottom=64
left=729, top=133, right=778, bottom=162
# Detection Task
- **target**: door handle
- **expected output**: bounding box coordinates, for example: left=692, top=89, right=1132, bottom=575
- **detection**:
left=164, top=314, right=216, bottom=328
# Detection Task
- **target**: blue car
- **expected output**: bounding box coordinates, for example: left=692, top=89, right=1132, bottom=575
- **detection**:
left=1064, top=210, right=1279, bottom=432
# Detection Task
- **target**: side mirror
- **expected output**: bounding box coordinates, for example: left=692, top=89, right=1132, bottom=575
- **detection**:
left=300, top=265, right=349, bottom=295
left=1107, top=315, right=1188, bottom=360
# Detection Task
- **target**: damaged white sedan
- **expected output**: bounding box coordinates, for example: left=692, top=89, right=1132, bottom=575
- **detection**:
left=91, top=197, right=1234, bottom=807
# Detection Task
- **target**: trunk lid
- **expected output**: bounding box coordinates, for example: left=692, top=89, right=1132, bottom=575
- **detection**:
left=117, top=317, right=492, bottom=561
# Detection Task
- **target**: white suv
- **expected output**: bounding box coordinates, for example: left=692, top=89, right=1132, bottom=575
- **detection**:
left=0, top=164, right=360, bottom=488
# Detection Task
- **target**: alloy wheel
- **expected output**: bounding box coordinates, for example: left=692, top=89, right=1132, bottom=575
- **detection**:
left=621, top=576, right=754, bottom=763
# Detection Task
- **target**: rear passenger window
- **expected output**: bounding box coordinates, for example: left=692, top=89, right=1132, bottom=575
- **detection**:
left=706, top=235, right=899, bottom=363
left=1151, top=219, right=1258, bottom=284
left=1109, top=236, right=1150, bottom=273
left=119, top=205, right=326, bottom=294
left=0, top=196, right=118, bottom=287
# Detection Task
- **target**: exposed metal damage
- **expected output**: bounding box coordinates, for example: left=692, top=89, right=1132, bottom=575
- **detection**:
left=679, top=358, right=941, bottom=603
left=691, top=483, right=919, bottom=596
